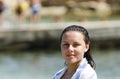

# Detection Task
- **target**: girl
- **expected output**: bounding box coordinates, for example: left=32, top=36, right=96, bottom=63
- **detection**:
left=53, top=25, right=97, bottom=79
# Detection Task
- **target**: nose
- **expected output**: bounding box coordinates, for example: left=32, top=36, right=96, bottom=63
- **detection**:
left=68, top=45, right=74, bottom=52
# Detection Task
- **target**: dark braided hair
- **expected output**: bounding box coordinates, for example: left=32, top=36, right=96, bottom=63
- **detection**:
left=60, top=25, right=96, bottom=69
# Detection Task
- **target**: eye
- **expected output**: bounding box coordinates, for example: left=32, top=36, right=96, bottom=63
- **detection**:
left=73, top=43, right=81, bottom=47
left=62, top=43, right=69, bottom=47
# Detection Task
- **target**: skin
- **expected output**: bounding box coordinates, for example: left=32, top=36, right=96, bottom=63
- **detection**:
left=61, top=31, right=89, bottom=79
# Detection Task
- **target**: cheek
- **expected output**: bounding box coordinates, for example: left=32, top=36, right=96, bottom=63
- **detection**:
left=61, top=47, right=66, bottom=56
left=76, top=53, right=84, bottom=60
left=76, top=49, right=85, bottom=57
left=61, top=45, right=67, bottom=52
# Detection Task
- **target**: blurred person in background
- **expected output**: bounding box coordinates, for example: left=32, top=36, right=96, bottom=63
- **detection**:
left=66, top=0, right=76, bottom=13
left=53, top=25, right=97, bottom=79
left=0, top=0, right=11, bottom=31
left=14, top=0, right=29, bottom=23
left=29, top=0, right=42, bottom=23
left=96, top=0, right=112, bottom=20
left=0, top=0, right=5, bottom=24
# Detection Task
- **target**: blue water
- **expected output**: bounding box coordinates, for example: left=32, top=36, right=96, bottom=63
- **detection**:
left=0, top=50, right=120, bottom=79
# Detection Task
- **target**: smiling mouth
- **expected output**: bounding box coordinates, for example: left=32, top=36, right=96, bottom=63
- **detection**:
left=66, top=54, right=75, bottom=58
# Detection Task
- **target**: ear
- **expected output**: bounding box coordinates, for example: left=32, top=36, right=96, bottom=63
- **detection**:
left=85, top=44, right=89, bottom=52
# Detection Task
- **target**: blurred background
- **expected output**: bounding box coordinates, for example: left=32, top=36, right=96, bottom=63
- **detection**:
left=0, top=0, right=120, bottom=79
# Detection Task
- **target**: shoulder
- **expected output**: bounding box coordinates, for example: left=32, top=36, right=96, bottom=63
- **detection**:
left=53, top=67, right=67, bottom=79
left=80, top=65, right=97, bottom=79
left=72, top=58, right=97, bottom=79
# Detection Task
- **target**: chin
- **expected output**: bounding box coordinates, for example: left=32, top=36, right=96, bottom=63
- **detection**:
left=67, top=60, right=78, bottom=64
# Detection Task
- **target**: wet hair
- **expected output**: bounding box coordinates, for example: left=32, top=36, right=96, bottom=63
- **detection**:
left=60, top=25, right=96, bottom=69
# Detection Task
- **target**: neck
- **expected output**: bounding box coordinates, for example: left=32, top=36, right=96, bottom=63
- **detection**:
left=67, top=59, right=84, bottom=73
left=67, top=62, right=79, bottom=73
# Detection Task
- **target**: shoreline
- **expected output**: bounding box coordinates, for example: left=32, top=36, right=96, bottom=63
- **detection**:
left=0, top=20, right=120, bottom=51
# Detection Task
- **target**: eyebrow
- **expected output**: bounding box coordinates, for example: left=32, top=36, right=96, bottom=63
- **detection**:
left=62, top=41, right=80, bottom=44
left=61, top=41, right=68, bottom=43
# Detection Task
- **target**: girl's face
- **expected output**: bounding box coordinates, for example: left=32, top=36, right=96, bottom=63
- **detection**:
left=61, top=31, right=89, bottom=65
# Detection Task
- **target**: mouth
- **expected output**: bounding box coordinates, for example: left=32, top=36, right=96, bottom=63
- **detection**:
left=66, top=54, right=75, bottom=58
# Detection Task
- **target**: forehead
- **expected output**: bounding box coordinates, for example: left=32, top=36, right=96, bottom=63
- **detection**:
left=63, top=31, right=83, bottom=36
left=62, top=31, right=84, bottom=40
